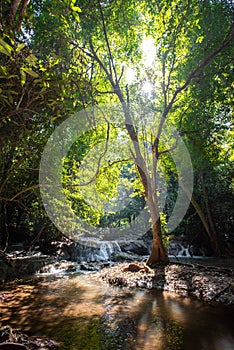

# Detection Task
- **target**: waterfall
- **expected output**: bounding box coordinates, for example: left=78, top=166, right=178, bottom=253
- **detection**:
left=71, top=239, right=122, bottom=262
left=177, top=244, right=192, bottom=257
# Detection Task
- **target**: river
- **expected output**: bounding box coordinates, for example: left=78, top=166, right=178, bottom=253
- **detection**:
left=1, top=270, right=234, bottom=350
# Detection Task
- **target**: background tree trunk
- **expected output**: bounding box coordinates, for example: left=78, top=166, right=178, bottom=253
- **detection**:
left=180, top=180, right=221, bottom=256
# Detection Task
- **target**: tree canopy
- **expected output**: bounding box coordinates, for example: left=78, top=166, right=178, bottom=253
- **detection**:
left=0, top=0, right=233, bottom=261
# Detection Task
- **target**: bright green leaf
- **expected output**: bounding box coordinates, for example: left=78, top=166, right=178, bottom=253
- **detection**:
left=20, top=69, right=26, bottom=86
left=16, top=43, right=25, bottom=52
left=196, top=36, right=204, bottom=44
left=0, top=45, right=11, bottom=56
left=0, top=38, right=13, bottom=56
left=71, top=6, right=81, bottom=12
left=22, top=67, right=39, bottom=78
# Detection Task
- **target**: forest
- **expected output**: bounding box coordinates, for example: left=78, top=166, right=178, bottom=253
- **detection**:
left=0, top=0, right=233, bottom=260
left=0, top=1, right=234, bottom=349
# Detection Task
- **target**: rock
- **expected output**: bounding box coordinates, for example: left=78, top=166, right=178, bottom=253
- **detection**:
left=100, top=262, right=111, bottom=269
left=0, top=343, right=27, bottom=350
left=123, top=263, right=142, bottom=272
left=0, top=328, right=60, bottom=349
left=111, top=251, right=141, bottom=262
left=80, top=262, right=100, bottom=271
left=119, top=240, right=149, bottom=255
left=65, top=264, right=77, bottom=272
left=123, top=263, right=151, bottom=273
left=168, top=235, right=211, bottom=257
left=56, top=242, right=74, bottom=260
left=99, top=262, right=234, bottom=305
left=0, top=326, right=13, bottom=342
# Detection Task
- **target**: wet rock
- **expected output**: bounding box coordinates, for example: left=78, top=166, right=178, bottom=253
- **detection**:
left=56, top=242, right=76, bottom=260
left=168, top=235, right=210, bottom=257
left=80, top=262, right=100, bottom=271
left=0, top=343, right=27, bottom=350
left=123, top=263, right=142, bottom=272
left=111, top=251, right=141, bottom=262
left=99, top=262, right=234, bottom=305
left=119, top=240, right=149, bottom=255
left=39, top=261, right=77, bottom=274
left=0, top=325, right=59, bottom=349
left=65, top=264, right=77, bottom=272
left=123, top=263, right=151, bottom=273
left=100, top=262, right=111, bottom=269
left=0, top=328, right=59, bottom=350
left=0, top=255, right=55, bottom=283
left=0, top=326, right=13, bottom=342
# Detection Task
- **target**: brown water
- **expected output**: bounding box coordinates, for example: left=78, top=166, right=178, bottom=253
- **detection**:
left=1, top=272, right=234, bottom=350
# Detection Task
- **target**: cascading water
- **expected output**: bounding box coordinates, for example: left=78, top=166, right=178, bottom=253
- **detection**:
left=177, top=244, right=191, bottom=257
left=71, top=239, right=122, bottom=262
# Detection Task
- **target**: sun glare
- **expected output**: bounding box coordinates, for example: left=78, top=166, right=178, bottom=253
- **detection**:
left=141, top=81, right=154, bottom=95
left=124, top=36, right=156, bottom=96
left=141, top=36, right=156, bottom=67
left=125, top=67, right=136, bottom=84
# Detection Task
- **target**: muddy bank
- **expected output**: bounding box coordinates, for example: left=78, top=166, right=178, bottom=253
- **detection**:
left=99, top=262, right=234, bottom=305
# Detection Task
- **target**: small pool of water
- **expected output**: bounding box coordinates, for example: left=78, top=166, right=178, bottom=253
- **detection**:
left=1, top=272, right=234, bottom=350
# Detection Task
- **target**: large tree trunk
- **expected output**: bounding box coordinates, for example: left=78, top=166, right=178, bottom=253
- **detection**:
left=146, top=186, right=169, bottom=266
left=147, top=219, right=169, bottom=266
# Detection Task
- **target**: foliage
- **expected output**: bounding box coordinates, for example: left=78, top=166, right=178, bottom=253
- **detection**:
left=0, top=0, right=233, bottom=257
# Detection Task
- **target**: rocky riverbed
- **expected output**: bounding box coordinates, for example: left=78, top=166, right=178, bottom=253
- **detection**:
left=0, top=325, right=59, bottom=350
left=1, top=258, right=234, bottom=349
left=99, top=261, right=234, bottom=305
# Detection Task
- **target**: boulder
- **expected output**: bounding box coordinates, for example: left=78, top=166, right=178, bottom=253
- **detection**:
left=111, top=251, right=141, bottom=262
left=80, top=262, right=100, bottom=271
left=119, top=240, right=149, bottom=256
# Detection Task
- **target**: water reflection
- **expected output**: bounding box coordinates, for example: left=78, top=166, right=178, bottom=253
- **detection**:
left=1, top=273, right=234, bottom=349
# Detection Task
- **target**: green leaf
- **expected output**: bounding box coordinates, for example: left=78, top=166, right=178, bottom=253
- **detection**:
left=196, top=36, right=204, bottom=44
left=0, top=66, right=7, bottom=75
left=71, top=6, right=81, bottom=12
left=22, top=67, right=39, bottom=78
left=0, top=38, right=13, bottom=56
left=16, top=43, right=25, bottom=52
left=0, top=46, right=11, bottom=56
left=20, top=69, right=26, bottom=86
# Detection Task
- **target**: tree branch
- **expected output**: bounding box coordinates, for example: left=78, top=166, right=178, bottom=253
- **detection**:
left=77, top=122, right=110, bottom=186
left=153, top=21, right=234, bottom=152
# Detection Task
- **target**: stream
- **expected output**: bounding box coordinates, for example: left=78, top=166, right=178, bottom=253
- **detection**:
left=1, top=269, right=234, bottom=350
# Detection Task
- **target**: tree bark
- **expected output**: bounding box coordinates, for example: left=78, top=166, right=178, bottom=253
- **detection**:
left=180, top=180, right=221, bottom=256
left=8, top=0, right=22, bottom=26
left=16, top=0, right=30, bottom=33
left=200, top=173, right=221, bottom=255
left=147, top=219, right=169, bottom=266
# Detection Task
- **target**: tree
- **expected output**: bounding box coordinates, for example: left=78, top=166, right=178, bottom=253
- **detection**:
left=0, top=0, right=90, bottom=248
left=70, top=0, right=233, bottom=265
left=0, top=0, right=233, bottom=262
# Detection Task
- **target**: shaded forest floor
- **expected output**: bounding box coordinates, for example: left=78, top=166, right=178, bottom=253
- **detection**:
left=98, top=261, right=234, bottom=305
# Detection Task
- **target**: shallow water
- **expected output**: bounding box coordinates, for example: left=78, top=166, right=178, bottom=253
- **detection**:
left=1, top=272, right=234, bottom=350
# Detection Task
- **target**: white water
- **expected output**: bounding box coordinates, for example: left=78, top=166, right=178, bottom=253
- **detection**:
left=74, top=239, right=122, bottom=262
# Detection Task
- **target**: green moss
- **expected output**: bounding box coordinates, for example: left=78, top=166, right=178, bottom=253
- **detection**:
left=166, top=319, right=184, bottom=350
left=52, top=317, right=102, bottom=350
